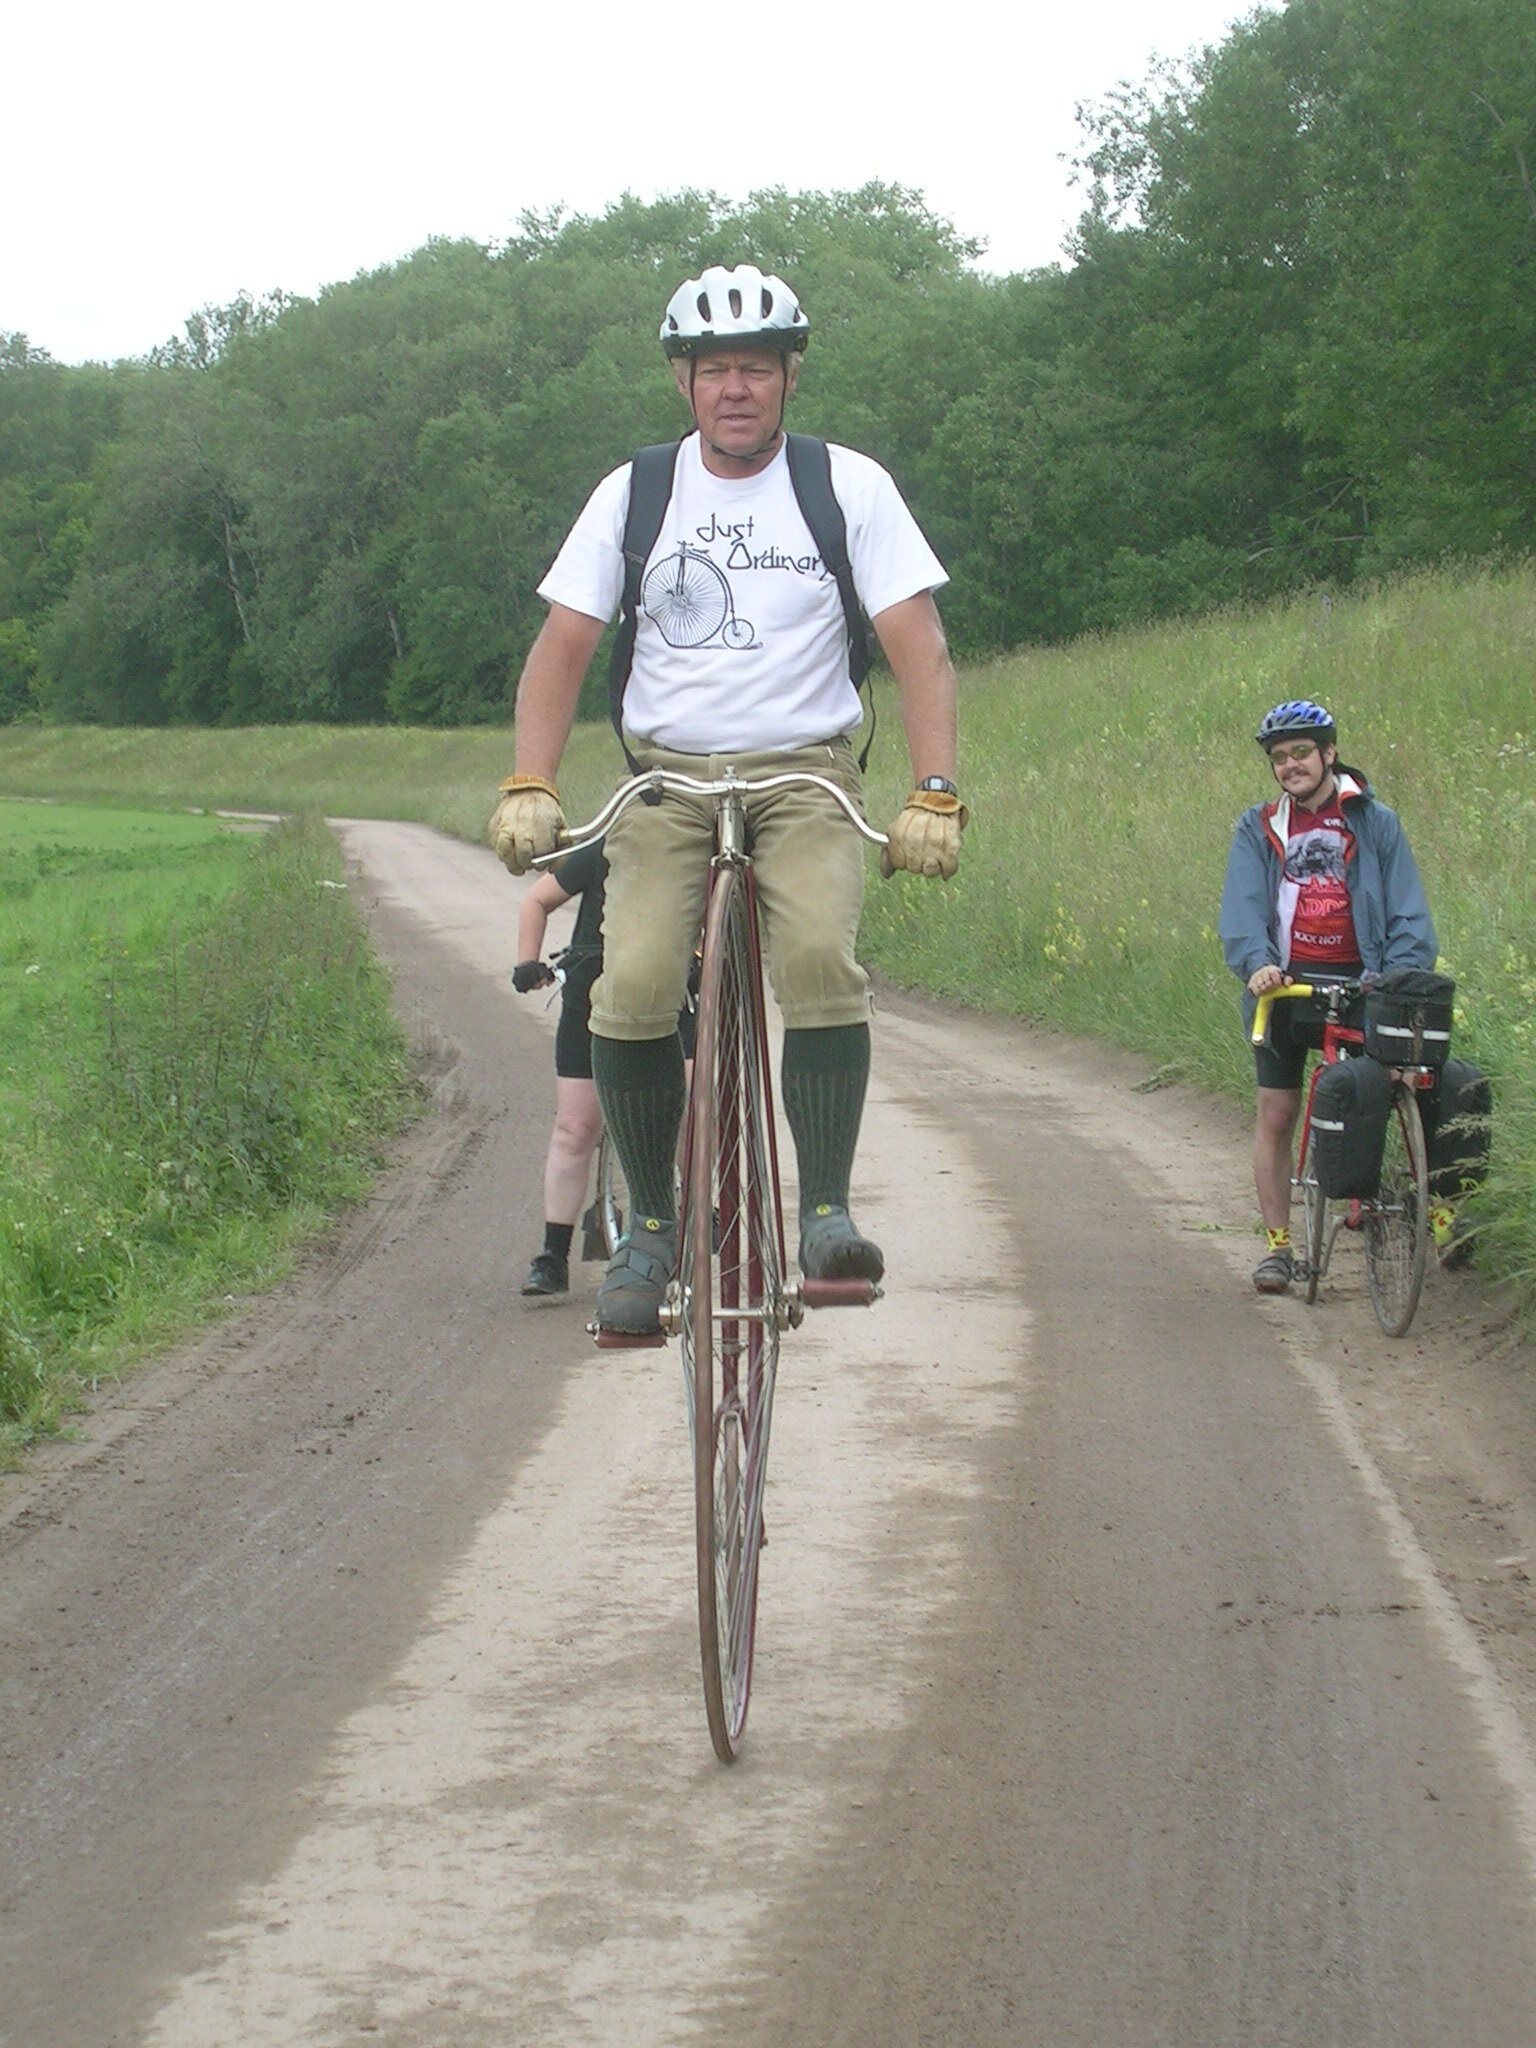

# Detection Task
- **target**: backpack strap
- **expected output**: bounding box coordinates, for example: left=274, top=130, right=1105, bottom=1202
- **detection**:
left=784, top=431, right=876, bottom=769
left=608, top=440, right=683, bottom=770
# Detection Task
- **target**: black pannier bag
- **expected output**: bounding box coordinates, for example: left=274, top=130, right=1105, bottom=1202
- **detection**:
left=1363, top=968, right=1456, bottom=1068
left=1310, top=1055, right=1395, bottom=1201
left=1421, top=1057, right=1492, bottom=1202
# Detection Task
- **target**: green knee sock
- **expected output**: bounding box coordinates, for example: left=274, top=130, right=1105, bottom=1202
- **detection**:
left=781, top=1024, right=870, bottom=1226
left=591, top=1034, right=685, bottom=1224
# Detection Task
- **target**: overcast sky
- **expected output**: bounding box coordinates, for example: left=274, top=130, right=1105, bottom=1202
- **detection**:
left=5, top=0, right=1263, bottom=366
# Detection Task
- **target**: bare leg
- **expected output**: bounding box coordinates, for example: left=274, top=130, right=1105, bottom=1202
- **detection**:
left=543, top=1078, right=604, bottom=1227
left=1254, top=1086, right=1302, bottom=1231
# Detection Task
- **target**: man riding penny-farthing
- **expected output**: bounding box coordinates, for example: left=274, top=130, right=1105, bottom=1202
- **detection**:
left=490, top=262, right=969, bottom=1338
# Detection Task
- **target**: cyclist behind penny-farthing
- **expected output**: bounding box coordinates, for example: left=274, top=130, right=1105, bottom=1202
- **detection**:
left=489, top=263, right=966, bottom=1335
left=510, top=838, right=700, bottom=1297
left=1219, top=699, right=1438, bottom=1295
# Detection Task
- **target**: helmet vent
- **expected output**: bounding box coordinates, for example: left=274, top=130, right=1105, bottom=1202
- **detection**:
left=696, top=292, right=712, bottom=321
left=728, top=288, right=742, bottom=318
left=761, top=288, right=774, bottom=318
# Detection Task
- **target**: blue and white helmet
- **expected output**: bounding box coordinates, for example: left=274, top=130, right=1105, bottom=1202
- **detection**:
left=1256, top=699, right=1336, bottom=749
left=660, top=265, right=809, bottom=359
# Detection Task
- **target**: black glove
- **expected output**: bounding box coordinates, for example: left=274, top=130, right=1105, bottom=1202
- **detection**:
left=512, top=959, right=556, bottom=994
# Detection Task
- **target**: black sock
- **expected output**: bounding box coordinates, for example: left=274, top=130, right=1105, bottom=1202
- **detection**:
left=781, top=1024, right=870, bottom=1226
left=591, top=1034, right=685, bottom=1223
left=543, top=1222, right=574, bottom=1262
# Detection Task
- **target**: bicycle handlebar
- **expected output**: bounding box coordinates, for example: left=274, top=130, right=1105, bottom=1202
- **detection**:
left=532, top=766, right=889, bottom=866
left=1250, top=977, right=1370, bottom=1044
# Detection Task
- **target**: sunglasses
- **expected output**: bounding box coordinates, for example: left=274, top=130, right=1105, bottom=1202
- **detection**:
left=1267, top=741, right=1321, bottom=765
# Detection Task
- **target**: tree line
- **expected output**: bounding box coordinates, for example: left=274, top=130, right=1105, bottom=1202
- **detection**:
left=1, top=0, right=1531, bottom=728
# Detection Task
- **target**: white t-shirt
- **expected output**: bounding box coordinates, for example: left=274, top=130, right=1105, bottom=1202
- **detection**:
left=537, top=433, right=948, bottom=753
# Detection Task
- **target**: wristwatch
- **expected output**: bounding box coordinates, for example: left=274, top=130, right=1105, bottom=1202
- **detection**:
left=916, top=775, right=958, bottom=797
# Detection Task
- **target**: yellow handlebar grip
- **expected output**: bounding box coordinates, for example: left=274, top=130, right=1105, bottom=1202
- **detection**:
left=1250, top=982, right=1314, bottom=1044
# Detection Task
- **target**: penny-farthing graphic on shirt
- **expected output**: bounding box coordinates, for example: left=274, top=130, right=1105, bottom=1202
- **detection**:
left=644, top=545, right=756, bottom=650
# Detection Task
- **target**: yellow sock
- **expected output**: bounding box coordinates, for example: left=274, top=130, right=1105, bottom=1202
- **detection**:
left=1431, top=1203, right=1455, bottom=1248
left=1267, top=1226, right=1292, bottom=1253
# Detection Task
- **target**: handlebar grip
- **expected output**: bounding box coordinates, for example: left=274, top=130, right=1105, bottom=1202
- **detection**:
left=1250, top=981, right=1314, bottom=1044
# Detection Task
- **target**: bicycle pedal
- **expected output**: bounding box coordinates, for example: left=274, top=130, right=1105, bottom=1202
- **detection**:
left=588, top=1321, right=667, bottom=1350
left=800, top=1278, right=883, bottom=1311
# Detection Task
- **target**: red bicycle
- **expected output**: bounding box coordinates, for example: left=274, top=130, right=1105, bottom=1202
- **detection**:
left=542, top=766, right=886, bottom=1760
left=1252, top=979, right=1433, bottom=1337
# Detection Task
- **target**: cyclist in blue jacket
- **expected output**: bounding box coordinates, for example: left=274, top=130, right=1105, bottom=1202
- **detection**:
left=1219, top=700, right=1437, bottom=1293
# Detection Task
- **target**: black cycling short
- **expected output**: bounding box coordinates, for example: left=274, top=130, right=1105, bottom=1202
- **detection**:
left=555, top=966, right=600, bottom=1080
left=555, top=967, right=698, bottom=1079
left=1252, top=972, right=1365, bottom=1091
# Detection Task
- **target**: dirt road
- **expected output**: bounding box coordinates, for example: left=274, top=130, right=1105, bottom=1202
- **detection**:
left=5, top=820, right=1536, bottom=2046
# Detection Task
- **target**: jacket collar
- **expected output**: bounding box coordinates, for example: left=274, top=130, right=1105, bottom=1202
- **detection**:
left=1262, top=768, right=1365, bottom=854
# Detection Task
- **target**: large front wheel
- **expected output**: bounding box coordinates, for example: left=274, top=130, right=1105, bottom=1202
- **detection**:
left=681, top=863, right=785, bottom=1763
left=1366, top=1083, right=1430, bottom=1338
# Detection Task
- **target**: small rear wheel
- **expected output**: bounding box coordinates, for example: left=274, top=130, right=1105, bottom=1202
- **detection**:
left=596, top=1129, right=628, bottom=1257
left=682, top=863, right=783, bottom=1763
left=1365, top=1083, right=1430, bottom=1338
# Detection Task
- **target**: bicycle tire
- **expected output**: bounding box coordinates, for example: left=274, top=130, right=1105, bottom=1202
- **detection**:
left=682, top=862, right=783, bottom=1763
left=596, top=1129, right=628, bottom=1258
left=1365, top=1083, right=1430, bottom=1338
left=1300, top=1121, right=1326, bottom=1305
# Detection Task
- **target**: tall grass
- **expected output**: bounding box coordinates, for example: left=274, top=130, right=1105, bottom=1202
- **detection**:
left=0, top=808, right=416, bottom=1447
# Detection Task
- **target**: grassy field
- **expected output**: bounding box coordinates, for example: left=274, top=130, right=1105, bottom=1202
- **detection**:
left=0, top=725, right=524, bottom=846
left=0, top=804, right=416, bottom=1450
left=2, top=560, right=1531, bottom=1300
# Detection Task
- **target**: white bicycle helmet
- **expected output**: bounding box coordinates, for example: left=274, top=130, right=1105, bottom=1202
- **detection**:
left=660, top=264, right=809, bottom=358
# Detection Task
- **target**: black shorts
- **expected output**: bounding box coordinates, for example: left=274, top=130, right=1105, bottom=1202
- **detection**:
left=555, top=971, right=598, bottom=1080
left=1253, top=974, right=1365, bottom=1091
left=555, top=971, right=698, bottom=1079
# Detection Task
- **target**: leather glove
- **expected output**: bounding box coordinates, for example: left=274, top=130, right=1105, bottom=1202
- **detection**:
left=879, top=787, right=969, bottom=881
left=488, top=774, right=565, bottom=874
left=512, top=959, right=556, bottom=993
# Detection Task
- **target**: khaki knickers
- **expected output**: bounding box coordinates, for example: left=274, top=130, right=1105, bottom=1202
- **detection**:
left=589, top=733, right=871, bottom=1041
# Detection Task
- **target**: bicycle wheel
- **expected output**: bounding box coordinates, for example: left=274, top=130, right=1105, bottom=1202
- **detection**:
left=681, top=862, right=785, bottom=1763
left=643, top=547, right=728, bottom=648
left=1365, top=1082, right=1430, bottom=1338
left=596, top=1129, right=628, bottom=1257
left=1299, top=1121, right=1326, bottom=1305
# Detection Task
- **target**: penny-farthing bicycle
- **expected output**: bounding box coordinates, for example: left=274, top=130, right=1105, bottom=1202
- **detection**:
left=643, top=545, right=756, bottom=651
left=540, top=767, right=885, bottom=1761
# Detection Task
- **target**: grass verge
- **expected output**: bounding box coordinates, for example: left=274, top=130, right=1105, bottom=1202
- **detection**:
left=1, top=805, right=417, bottom=1454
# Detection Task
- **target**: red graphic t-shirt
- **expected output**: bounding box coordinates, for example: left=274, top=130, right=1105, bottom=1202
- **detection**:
left=1285, top=797, right=1360, bottom=966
